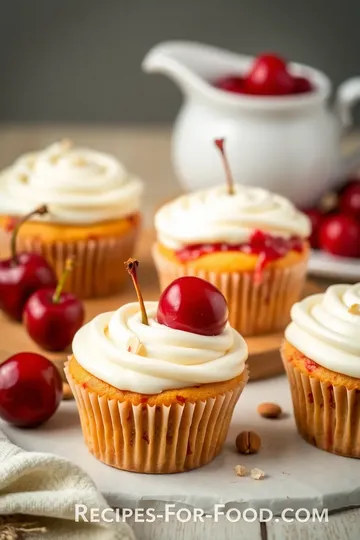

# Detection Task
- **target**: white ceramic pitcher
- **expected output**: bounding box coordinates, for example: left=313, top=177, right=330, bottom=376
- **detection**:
left=143, top=41, right=360, bottom=207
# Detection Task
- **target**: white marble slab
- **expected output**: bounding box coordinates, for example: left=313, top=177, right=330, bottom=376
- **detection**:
left=2, top=374, right=359, bottom=514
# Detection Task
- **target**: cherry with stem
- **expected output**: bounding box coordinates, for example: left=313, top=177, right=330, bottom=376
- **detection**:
left=125, top=258, right=149, bottom=325
left=214, top=138, right=235, bottom=195
left=10, top=205, right=48, bottom=264
left=52, top=257, right=74, bottom=303
left=24, top=256, right=84, bottom=351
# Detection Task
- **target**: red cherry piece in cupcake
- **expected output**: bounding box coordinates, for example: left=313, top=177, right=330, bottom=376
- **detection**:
left=214, top=138, right=235, bottom=195
left=302, top=208, right=324, bottom=249
left=214, top=75, right=245, bottom=94
left=24, top=258, right=84, bottom=351
left=319, top=214, right=360, bottom=258
left=0, top=205, right=57, bottom=321
left=0, top=352, right=63, bottom=427
left=125, top=258, right=149, bottom=325
left=157, top=276, right=228, bottom=336
left=244, top=53, right=296, bottom=95
left=293, top=76, right=313, bottom=94
left=340, top=181, right=360, bottom=220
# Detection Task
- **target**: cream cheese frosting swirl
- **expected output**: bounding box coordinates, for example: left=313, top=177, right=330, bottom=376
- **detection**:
left=72, top=301, right=247, bottom=394
left=0, top=140, right=143, bottom=223
left=285, top=283, right=360, bottom=377
left=155, top=185, right=311, bottom=250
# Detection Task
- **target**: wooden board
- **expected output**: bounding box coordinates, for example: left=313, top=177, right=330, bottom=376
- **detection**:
left=0, top=231, right=322, bottom=385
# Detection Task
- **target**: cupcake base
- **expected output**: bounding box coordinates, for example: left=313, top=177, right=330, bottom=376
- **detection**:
left=66, top=358, right=248, bottom=474
left=16, top=225, right=139, bottom=299
left=281, top=341, right=360, bottom=458
left=152, top=243, right=309, bottom=337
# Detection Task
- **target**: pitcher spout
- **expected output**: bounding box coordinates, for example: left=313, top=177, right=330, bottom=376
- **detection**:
left=142, top=41, right=211, bottom=95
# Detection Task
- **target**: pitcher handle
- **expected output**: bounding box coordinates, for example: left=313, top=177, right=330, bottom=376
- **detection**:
left=336, top=77, right=360, bottom=129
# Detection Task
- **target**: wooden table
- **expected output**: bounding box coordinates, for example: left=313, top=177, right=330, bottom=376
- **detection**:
left=0, top=125, right=359, bottom=540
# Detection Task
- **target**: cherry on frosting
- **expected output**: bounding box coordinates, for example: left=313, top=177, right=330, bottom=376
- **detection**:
left=157, top=276, right=228, bottom=336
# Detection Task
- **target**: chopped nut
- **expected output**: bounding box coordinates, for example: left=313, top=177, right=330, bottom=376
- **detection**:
left=60, top=138, right=73, bottom=151
left=349, top=304, right=360, bottom=315
left=251, top=468, right=265, bottom=480
left=18, top=173, right=28, bottom=183
left=49, top=154, right=60, bottom=164
left=257, top=402, right=282, bottom=419
left=72, top=156, right=87, bottom=167
left=234, top=464, right=247, bottom=476
left=236, top=431, right=261, bottom=454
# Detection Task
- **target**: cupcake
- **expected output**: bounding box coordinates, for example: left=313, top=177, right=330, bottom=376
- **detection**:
left=0, top=140, right=143, bottom=298
left=66, top=259, right=248, bottom=473
left=153, top=139, right=311, bottom=337
left=282, top=283, right=360, bottom=458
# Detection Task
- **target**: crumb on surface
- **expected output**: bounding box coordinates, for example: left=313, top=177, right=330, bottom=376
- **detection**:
left=251, top=468, right=265, bottom=480
left=234, top=464, right=247, bottom=477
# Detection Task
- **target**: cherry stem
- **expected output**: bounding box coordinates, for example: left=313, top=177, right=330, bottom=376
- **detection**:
left=214, top=138, right=235, bottom=195
left=11, top=205, right=48, bottom=262
left=125, top=258, right=149, bottom=326
left=52, top=258, right=74, bottom=303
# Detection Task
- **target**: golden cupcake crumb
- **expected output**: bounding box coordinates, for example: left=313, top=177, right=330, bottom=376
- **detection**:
left=234, top=465, right=247, bottom=477
left=251, top=468, right=265, bottom=480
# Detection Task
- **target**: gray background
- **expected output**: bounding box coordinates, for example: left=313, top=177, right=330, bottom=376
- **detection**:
left=0, top=0, right=359, bottom=123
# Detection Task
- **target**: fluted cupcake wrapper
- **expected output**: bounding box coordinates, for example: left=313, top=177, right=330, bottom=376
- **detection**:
left=152, top=244, right=308, bottom=337
left=15, top=226, right=139, bottom=299
left=66, top=365, right=248, bottom=474
left=281, top=350, right=360, bottom=458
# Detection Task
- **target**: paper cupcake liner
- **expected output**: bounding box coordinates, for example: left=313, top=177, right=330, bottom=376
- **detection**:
left=66, top=366, right=248, bottom=474
left=152, top=244, right=308, bottom=337
left=281, top=351, right=360, bottom=458
left=15, top=226, right=139, bottom=299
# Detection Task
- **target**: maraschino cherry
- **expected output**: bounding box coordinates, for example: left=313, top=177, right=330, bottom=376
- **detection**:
left=0, top=352, right=63, bottom=427
left=319, top=214, right=360, bottom=258
left=214, top=75, right=245, bottom=94
left=24, top=258, right=84, bottom=351
left=125, top=258, right=149, bottom=325
left=0, top=206, right=57, bottom=321
left=157, top=276, right=228, bottom=336
left=244, top=53, right=296, bottom=95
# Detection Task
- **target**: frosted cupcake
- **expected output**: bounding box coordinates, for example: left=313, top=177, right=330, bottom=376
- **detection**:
left=66, top=259, right=248, bottom=473
left=282, top=283, right=360, bottom=458
left=153, top=139, right=311, bottom=336
left=0, top=140, right=143, bottom=298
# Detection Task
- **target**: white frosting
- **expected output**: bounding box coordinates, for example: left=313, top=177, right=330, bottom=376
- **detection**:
left=155, top=185, right=311, bottom=250
left=0, top=140, right=143, bottom=223
left=72, top=301, right=247, bottom=394
left=285, top=283, right=360, bottom=378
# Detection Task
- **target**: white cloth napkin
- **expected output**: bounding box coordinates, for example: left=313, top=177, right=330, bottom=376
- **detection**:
left=0, top=427, right=135, bottom=540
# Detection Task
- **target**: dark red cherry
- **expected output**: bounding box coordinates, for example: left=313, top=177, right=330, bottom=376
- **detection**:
left=0, top=352, right=63, bottom=427
left=23, top=258, right=84, bottom=351
left=340, top=181, right=360, bottom=220
left=157, top=276, right=228, bottom=336
left=302, top=208, right=324, bottom=249
left=319, top=214, right=360, bottom=258
left=244, top=53, right=296, bottom=95
left=0, top=206, right=57, bottom=321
